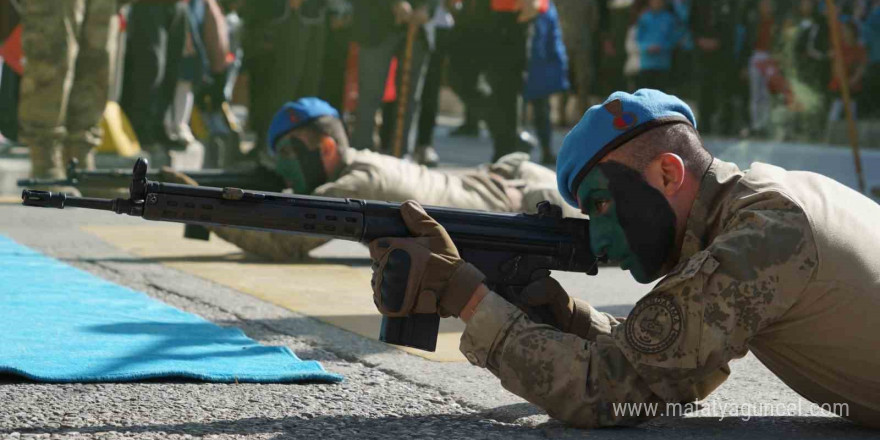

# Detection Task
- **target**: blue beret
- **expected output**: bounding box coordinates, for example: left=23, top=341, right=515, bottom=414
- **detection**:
left=556, top=89, right=696, bottom=207
left=267, top=97, right=340, bottom=155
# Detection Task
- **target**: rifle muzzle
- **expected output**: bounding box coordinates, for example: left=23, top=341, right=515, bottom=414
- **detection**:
left=21, top=189, right=119, bottom=211
left=21, top=190, right=67, bottom=209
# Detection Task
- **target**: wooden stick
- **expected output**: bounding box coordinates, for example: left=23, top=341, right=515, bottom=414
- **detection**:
left=392, top=21, right=418, bottom=158
left=825, top=0, right=866, bottom=194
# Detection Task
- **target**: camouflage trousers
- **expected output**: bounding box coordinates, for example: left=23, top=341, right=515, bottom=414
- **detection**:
left=19, top=0, right=116, bottom=178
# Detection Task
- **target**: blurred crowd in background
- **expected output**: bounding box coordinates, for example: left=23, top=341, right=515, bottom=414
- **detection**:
left=1, top=0, right=879, bottom=180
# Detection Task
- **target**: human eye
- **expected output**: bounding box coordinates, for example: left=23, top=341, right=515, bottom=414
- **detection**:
left=277, top=139, right=299, bottom=159
left=592, top=199, right=612, bottom=216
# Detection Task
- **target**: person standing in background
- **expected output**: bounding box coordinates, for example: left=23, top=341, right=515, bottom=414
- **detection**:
left=350, top=0, right=435, bottom=153
left=635, top=0, right=678, bottom=90
left=446, top=0, right=489, bottom=138
left=119, top=0, right=188, bottom=167
left=465, top=0, right=548, bottom=162
left=746, top=0, right=776, bottom=136
left=668, top=0, right=694, bottom=98
left=622, top=10, right=641, bottom=90
left=19, top=0, right=116, bottom=189
left=0, top=0, right=22, bottom=148
left=827, top=21, right=866, bottom=122
left=792, top=0, right=830, bottom=139
left=412, top=0, right=454, bottom=167
left=242, top=0, right=329, bottom=154
left=860, top=1, right=880, bottom=117
left=554, top=0, right=599, bottom=118
left=523, top=0, right=568, bottom=164
left=594, top=0, right=638, bottom=97
left=319, top=0, right=353, bottom=112
left=690, top=0, right=740, bottom=135
left=165, top=0, right=227, bottom=158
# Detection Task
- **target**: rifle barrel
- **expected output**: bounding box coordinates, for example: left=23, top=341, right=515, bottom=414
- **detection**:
left=21, top=190, right=117, bottom=211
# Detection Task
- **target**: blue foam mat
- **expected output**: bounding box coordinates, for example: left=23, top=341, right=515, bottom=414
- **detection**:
left=0, top=235, right=342, bottom=383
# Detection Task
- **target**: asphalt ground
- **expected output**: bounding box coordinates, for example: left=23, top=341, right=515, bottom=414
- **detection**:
left=2, top=126, right=880, bottom=438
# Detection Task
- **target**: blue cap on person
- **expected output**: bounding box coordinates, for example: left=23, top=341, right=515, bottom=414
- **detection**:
left=556, top=89, right=697, bottom=208
left=267, top=97, right=340, bottom=155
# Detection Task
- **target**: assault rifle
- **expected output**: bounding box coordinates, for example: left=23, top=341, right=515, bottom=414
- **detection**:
left=21, top=158, right=600, bottom=352
left=17, top=159, right=286, bottom=192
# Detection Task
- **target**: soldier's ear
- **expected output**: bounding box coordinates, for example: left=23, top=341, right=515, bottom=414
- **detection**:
left=648, top=153, right=685, bottom=197
left=319, top=136, right=337, bottom=158
left=319, top=136, right=341, bottom=175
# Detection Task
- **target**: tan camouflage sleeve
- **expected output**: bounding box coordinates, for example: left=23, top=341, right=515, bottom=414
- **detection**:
left=313, top=168, right=384, bottom=200
left=460, top=199, right=818, bottom=428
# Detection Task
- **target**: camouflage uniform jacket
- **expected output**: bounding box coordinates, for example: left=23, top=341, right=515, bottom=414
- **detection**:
left=213, top=149, right=580, bottom=260
left=460, top=158, right=880, bottom=428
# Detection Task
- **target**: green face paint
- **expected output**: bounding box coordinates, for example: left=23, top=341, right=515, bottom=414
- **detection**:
left=576, top=161, right=677, bottom=283
left=273, top=133, right=328, bottom=194
left=577, top=168, right=647, bottom=281
left=275, top=157, right=310, bottom=194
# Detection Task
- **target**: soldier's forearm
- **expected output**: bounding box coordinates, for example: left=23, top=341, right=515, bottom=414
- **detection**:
left=494, top=317, right=665, bottom=427
left=460, top=292, right=664, bottom=428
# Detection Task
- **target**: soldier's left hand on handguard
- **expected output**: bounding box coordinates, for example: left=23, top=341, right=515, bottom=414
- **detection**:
left=368, top=201, right=486, bottom=318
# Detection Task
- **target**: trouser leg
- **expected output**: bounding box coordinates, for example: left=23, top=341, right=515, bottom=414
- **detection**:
left=394, top=34, right=429, bottom=155
left=485, top=16, right=527, bottom=161
left=860, top=63, right=880, bottom=118
left=749, top=52, right=771, bottom=132
left=716, top=62, right=740, bottom=136
left=120, top=3, right=164, bottom=145
left=415, top=28, right=449, bottom=148
left=371, top=33, right=430, bottom=155
left=120, top=2, right=186, bottom=147
left=19, top=0, right=78, bottom=178
left=0, top=63, right=20, bottom=140
left=320, top=26, right=352, bottom=111
left=351, top=36, right=397, bottom=150
left=531, top=97, right=552, bottom=152
left=65, top=0, right=115, bottom=170
left=449, top=24, right=486, bottom=129
left=696, top=52, right=718, bottom=134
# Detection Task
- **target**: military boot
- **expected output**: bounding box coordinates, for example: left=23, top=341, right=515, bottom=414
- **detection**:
left=27, top=141, right=81, bottom=196
left=29, top=140, right=65, bottom=180
left=63, top=142, right=97, bottom=171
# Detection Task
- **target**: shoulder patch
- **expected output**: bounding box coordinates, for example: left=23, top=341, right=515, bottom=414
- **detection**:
left=625, top=294, right=683, bottom=354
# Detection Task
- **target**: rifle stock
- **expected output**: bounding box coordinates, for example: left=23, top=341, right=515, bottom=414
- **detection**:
left=22, top=158, right=599, bottom=352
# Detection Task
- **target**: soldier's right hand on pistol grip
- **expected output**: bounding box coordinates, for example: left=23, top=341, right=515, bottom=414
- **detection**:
left=368, top=201, right=485, bottom=318
left=520, top=269, right=593, bottom=339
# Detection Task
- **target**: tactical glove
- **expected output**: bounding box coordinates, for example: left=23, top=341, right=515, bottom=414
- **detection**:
left=520, top=270, right=593, bottom=339
left=369, top=201, right=486, bottom=318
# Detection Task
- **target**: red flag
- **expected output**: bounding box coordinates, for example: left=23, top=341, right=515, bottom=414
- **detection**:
left=0, top=24, right=23, bottom=75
